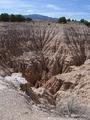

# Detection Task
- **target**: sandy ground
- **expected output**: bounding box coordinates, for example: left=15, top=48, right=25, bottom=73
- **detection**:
left=0, top=87, right=83, bottom=120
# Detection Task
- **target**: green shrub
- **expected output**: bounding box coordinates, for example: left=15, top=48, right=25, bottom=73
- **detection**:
left=58, top=17, right=67, bottom=24
left=0, top=13, right=10, bottom=22
left=80, top=19, right=90, bottom=26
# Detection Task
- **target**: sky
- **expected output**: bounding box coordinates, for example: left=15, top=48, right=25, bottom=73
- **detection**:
left=0, top=0, right=90, bottom=20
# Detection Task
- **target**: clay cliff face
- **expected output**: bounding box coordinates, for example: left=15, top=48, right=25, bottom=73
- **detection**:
left=0, top=22, right=90, bottom=86
left=44, top=59, right=90, bottom=104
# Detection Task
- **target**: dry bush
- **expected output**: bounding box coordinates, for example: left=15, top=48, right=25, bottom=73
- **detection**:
left=56, top=94, right=90, bottom=119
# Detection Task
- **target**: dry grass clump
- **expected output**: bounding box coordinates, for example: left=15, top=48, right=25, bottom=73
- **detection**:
left=56, top=94, right=90, bottom=120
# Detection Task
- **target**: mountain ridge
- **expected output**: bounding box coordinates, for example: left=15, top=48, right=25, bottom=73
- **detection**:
left=24, top=14, right=57, bottom=20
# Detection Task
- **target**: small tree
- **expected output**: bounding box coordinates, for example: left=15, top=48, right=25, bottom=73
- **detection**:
left=80, top=19, right=90, bottom=26
left=80, top=19, right=85, bottom=23
left=15, top=15, right=25, bottom=22
left=10, top=14, right=17, bottom=22
left=0, top=13, right=10, bottom=22
left=67, top=18, right=71, bottom=22
left=58, top=17, right=67, bottom=24
left=26, top=18, right=32, bottom=22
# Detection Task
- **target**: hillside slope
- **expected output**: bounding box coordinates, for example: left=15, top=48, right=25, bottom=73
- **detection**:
left=24, top=14, right=57, bottom=20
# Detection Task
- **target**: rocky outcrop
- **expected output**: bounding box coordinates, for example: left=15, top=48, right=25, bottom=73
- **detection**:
left=32, top=87, right=56, bottom=105
left=44, top=76, right=75, bottom=95
left=50, top=59, right=90, bottom=104
left=44, top=77, right=63, bottom=94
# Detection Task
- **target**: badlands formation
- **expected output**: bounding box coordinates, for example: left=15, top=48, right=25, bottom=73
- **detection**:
left=0, top=22, right=90, bottom=120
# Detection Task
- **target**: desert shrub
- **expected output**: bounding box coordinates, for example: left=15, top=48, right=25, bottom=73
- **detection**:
left=26, top=18, right=32, bottom=22
left=56, top=94, right=90, bottom=119
left=67, top=18, right=71, bottom=22
left=48, top=23, right=51, bottom=25
left=80, top=19, right=90, bottom=26
left=58, top=17, right=67, bottom=24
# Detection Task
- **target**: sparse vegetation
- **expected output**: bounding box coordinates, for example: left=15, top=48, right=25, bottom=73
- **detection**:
left=58, top=16, right=90, bottom=27
left=56, top=95, right=90, bottom=119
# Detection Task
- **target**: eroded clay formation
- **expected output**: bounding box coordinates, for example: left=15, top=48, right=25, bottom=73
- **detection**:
left=0, top=23, right=90, bottom=86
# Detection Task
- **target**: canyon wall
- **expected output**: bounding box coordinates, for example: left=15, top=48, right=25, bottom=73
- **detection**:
left=0, top=22, right=90, bottom=86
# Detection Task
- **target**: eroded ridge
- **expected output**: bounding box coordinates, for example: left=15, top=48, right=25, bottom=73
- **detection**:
left=0, top=22, right=90, bottom=86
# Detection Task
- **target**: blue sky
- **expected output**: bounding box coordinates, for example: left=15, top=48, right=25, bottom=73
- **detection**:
left=0, top=0, right=90, bottom=20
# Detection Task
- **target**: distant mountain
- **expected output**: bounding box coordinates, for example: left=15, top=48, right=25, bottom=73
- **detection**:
left=24, top=14, right=57, bottom=21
